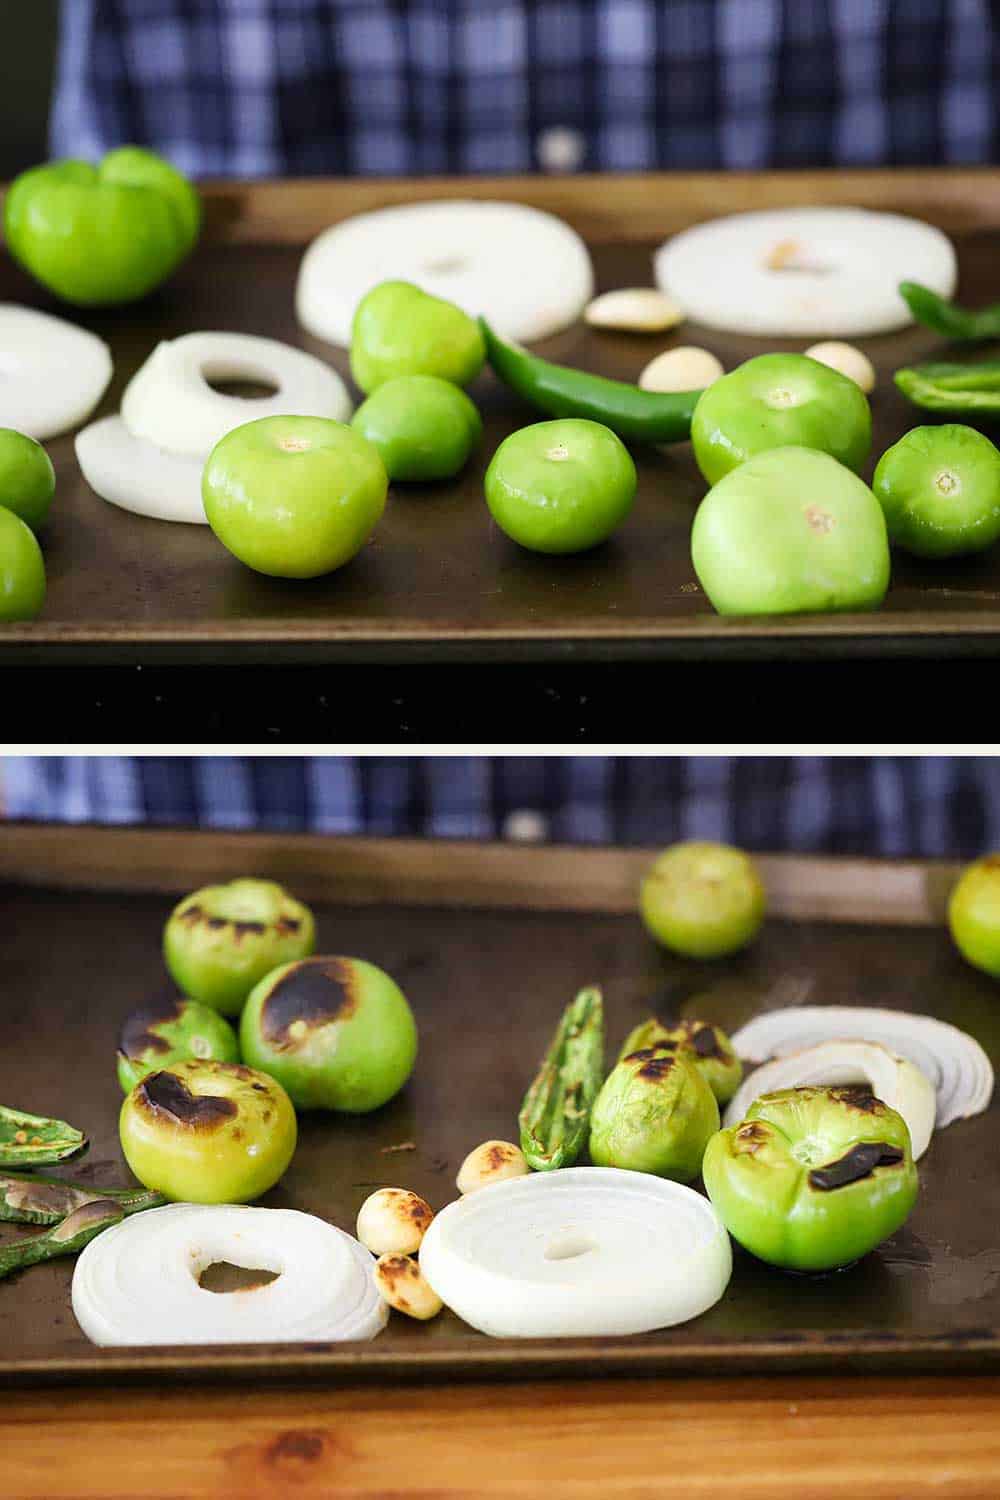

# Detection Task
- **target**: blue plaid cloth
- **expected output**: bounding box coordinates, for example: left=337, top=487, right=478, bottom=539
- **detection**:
left=51, top=1, right=999, bottom=178
left=3, top=757, right=999, bottom=857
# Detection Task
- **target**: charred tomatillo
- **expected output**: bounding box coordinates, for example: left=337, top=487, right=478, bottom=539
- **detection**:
left=203, top=415, right=388, bottom=579
left=485, top=417, right=637, bottom=553
left=5, top=147, right=200, bottom=306
left=640, top=841, right=766, bottom=959
left=119, top=1060, right=297, bottom=1204
left=588, top=1044, right=720, bottom=1182
left=691, top=352, right=872, bottom=486
left=703, top=1085, right=918, bottom=1272
left=692, top=447, right=890, bottom=616
left=350, top=281, right=486, bottom=394
left=948, top=855, right=1000, bottom=978
left=0, top=430, right=55, bottom=531
left=351, top=375, right=482, bottom=481
left=618, top=1018, right=742, bottom=1105
left=116, top=997, right=241, bottom=1093
left=163, top=878, right=316, bottom=1018
left=240, top=956, right=418, bottom=1113
left=873, top=424, right=1000, bottom=558
left=0, top=507, right=46, bottom=622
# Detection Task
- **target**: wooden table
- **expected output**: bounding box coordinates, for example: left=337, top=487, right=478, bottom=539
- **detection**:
left=3, top=1374, right=999, bottom=1497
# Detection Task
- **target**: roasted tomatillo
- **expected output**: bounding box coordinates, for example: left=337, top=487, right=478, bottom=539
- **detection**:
left=640, top=841, right=766, bottom=959
left=589, top=1044, right=719, bottom=1182
left=702, top=1085, right=918, bottom=1272
left=240, top=956, right=418, bottom=1113
left=119, top=1060, right=297, bottom=1204
left=116, top=997, right=240, bottom=1093
left=618, top=1018, right=742, bottom=1105
left=163, top=878, right=316, bottom=1017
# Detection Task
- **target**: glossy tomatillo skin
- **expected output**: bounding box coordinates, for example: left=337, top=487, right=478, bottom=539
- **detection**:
left=0, top=430, right=55, bottom=531
left=351, top=374, right=482, bottom=481
left=163, top=878, right=316, bottom=1017
left=485, top=417, right=637, bottom=554
left=691, top=352, right=872, bottom=485
left=203, top=415, right=387, bottom=579
left=702, top=1085, right=918, bottom=1272
left=691, top=447, right=890, bottom=616
left=240, top=955, right=418, bottom=1113
left=589, top=1044, right=720, bottom=1182
left=4, top=147, right=200, bottom=306
left=640, top=841, right=766, bottom=959
left=948, top=855, right=1000, bottom=977
left=116, top=997, right=241, bottom=1093
left=119, top=1060, right=297, bottom=1204
left=350, top=280, right=486, bottom=394
left=0, top=507, right=46, bottom=622
left=873, top=423, right=1000, bottom=558
left=618, top=1017, right=742, bottom=1105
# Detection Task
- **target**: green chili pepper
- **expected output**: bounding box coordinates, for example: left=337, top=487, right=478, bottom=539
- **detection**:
left=899, top=280, right=1000, bottom=341
left=480, top=319, right=701, bottom=444
left=518, top=986, right=604, bottom=1171
left=0, top=1198, right=124, bottom=1281
left=702, top=1084, right=918, bottom=1272
left=895, top=359, right=1000, bottom=414
left=0, top=1169, right=164, bottom=1226
left=0, top=1104, right=86, bottom=1167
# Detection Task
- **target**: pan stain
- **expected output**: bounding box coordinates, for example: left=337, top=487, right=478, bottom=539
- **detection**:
left=265, top=1429, right=327, bottom=1465
left=261, top=958, right=358, bottom=1046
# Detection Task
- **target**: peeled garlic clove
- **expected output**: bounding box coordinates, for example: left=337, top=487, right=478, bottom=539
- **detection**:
left=639, top=346, right=725, bottom=393
left=585, top=288, right=684, bottom=333
left=804, top=341, right=876, bottom=394
left=356, top=1188, right=434, bottom=1256
left=374, top=1253, right=443, bottom=1320
left=456, top=1140, right=529, bottom=1195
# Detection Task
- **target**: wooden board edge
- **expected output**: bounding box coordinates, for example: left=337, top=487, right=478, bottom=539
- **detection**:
left=0, top=823, right=961, bottom=927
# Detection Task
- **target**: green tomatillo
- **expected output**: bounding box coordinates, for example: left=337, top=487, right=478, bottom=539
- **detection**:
left=240, top=955, right=418, bottom=1113
left=119, top=1059, right=297, bottom=1204
left=588, top=1044, right=720, bottom=1182
left=484, top=417, right=637, bottom=554
left=0, top=429, right=55, bottom=531
left=0, top=506, right=46, bottom=622
left=203, top=415, right=388, bottom=579
left=5, top=146, right=200, bottom=306
left=873, top=424, right=1000, bottom=559
left=640, top=841, right=766, bottom=959
left=116, top=996, right=241, bottom=1093
left=618, top=1017, right=742, bottom=1105
left=350, top=280, right=486, bottom=394
left=948, top=854, right=1000, bottom=978
left=351, top=374, right=482, bottom=481
left=691, top=352, right=872, bottom=486
left=703, top=1084, right=918, bottom=1272
left=163, top=878, right=316, bottom=1018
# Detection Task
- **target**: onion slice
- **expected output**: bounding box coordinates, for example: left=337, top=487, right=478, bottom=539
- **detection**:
left=731, top=1007, right=993, bottom=1132
left=75, top=416, right=207, bottom=524
left=72, top=1203, right=387, bottom=1346
left=0, top=303, right=112, bottom=440
left=296, top=199, right=594, bottom=346
left=121, top=332, right=351, bottom=458
left=418, top=1167, right=731, bottom=1338
left=723, top=1040, right=937, bottom=1159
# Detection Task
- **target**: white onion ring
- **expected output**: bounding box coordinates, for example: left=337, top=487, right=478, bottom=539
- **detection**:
left=0, top=303, right=112, bottom=440
left=723, top=1040, right=937, bottom=1159
left=121, top=332, right=351, bottom=458
left=296, top=200, right=594, bottom=346
left=75, top=416, right=207, bottom=524
left=731, top=1007, right=993, bottom=1132
left=72, top=1203, right=387, bottom=1346
left=655, top=208, right=957, bottom=337
left=418, top=1167, right=731, bottom=1339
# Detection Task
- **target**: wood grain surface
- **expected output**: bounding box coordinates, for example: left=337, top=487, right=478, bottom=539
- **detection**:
left=4, top=169, right=1000, bottom=663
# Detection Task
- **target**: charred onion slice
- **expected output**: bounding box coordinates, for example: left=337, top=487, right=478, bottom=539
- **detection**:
left=418, top=1167, right=731, bottom=1338
left=0, top=303, right=112, bottom=439
left=72, top=1203, right=388, bottom=1346
left=723, top=1040, right=936, bottom=1159
left=731, top=1007, right=993, bottom=1131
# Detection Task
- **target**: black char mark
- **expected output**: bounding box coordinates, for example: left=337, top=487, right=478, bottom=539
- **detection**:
left=681, top=1022, right=724, bottom=1060
left=809, top=1142, right=904, bottom=1191
left=137, top=1071, right=238, bottom=1129
left=627, top=1045, right=679, bottom=1081
left=261, top=958, right=357, bottom=1046
left=176, top=904, right=269, bottom=941
left=118, top=997, right=183, bottom=1058
left=828, top=1085, right=880, bottom=1114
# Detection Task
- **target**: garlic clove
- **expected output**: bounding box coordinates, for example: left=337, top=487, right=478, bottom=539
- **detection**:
left=639, top=346, right=725, bottom=393
left=374, top=1253, right=443, bottom=1320
left=804, top=341, right=876, bottom=394
left=585, top=288, right=684, bottom=333
left=356, top=1188, right=434, bottom=1256
left=456, top=1140, right=529, bottom=1195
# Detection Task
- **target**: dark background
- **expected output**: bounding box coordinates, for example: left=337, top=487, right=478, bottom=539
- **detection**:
left=1, top=4, right=58, bottom=177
